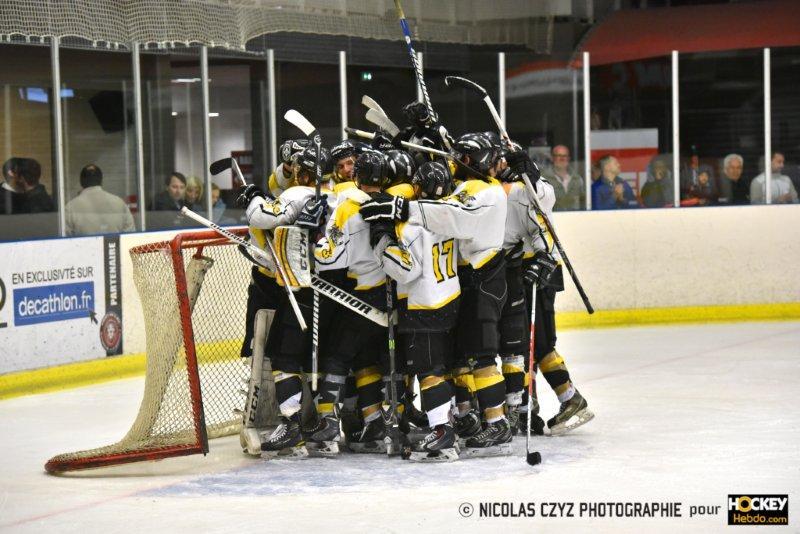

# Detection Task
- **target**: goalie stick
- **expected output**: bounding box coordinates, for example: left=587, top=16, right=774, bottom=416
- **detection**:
left=283, top=109, right=324, bottom=390
left=444, top=75, right=595, bottom=315
left=180, top=207, right=389, bottom=328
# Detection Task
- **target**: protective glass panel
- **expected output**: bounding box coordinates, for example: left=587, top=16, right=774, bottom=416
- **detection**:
left=0, top=43, right=58, bottom=240
left=590, top=56, right=673, bottom=210
left=680, top=50, right=763, bottom=207
left=769, top=47, right=800, bottom=205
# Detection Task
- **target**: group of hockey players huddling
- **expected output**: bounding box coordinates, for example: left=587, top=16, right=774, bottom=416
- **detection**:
left=236, top=100, right=594, bottom=463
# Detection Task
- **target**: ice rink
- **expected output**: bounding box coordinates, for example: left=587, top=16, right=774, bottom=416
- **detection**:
left=1, top=320, right=798, bottom=533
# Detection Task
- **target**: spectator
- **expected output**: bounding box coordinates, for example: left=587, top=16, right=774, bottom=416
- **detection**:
left=544, top=145, right=585, bottom=211
left=1, top=157, right=27, bottom=215
left=750, top=152, right=798, bottom=204
left=682, top=169, right=718, bottom=207
left=211, top=183, right=235, bottom=224
left=718, top=154, right=749, bottom=205
left=65, top=164, right=136, bottom=236
left=151, top=172, right=187, bottom=211
left=591, top=155, right=638, bottom=210
left=681, top=145, right=717, bottom=199
left=641, top=155, right=674, bottom=208
left=18, top=158, right=54, bottom=213
left=184, top=176, right=203, bottom=210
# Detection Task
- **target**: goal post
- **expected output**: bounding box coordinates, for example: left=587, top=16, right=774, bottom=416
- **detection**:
left=45, top=229, right=252, bottom=474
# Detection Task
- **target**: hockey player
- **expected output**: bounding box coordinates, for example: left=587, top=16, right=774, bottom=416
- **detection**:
left=311, top=150, right=404, bottom=454
left=360, top=132, right=513, bottom=457
left=369, top=160, right=460, bottom=462
left=267, top=139, right=309, bottom=197
left=512, top=151, right=595, bottom=436
left=237, top=145, right=331, bottom=459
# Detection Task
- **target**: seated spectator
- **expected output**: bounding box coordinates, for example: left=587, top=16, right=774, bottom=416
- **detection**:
left=1, top=157, right=27, bottom=215
left=151, top=172, right=187, bottom=211
left=185, top=176, right=203, bottom=210
left=211, top=183, right=236, bottom=224
left=65, top=164, right=136, bottom=236
left=679, top=145, right=702, bottom=195
left=718, top=154, right=749, bottom=205
left=591, top=155, right=638, bottom=210
left=543, top=145, right=585, bottom=211
left=18, top=158, right=54, bottom=213
left=641, top=156, right=674, bottom=208
left=750, top=152, right=798, bottom=204
left=681, top=169, right=718, bottom=207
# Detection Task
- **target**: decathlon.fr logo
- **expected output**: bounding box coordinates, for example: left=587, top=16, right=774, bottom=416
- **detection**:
left=13, top=282, right=94, bottom=326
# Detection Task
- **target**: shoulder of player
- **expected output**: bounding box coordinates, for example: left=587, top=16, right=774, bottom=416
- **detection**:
left=386, top=182, right=415, bottom=199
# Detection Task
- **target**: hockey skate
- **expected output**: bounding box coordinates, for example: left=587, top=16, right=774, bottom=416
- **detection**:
left=347, top=417, right=388, bottom=454
left=454, top=409, right=482, bottom=448
left=303, top=415, right=341, bottom=457
left=402, top=424, right=459, bottom=463
left=260, top=415, right=309, bottom=460
left=547, top=390, right=594, bottom=436
left=461, top=418, right=513, bottom=458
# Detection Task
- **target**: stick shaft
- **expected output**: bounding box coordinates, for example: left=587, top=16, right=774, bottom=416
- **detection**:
left=180, top=207, right=308, bottom=330
left=393, top=0, right=433, bottom=117
left=526, top=283, right=537, bottom=454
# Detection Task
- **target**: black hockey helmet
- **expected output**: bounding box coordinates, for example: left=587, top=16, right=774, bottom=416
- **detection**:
left=412, top=160, right=452, bottom=199
left=294, top=146, right=331, bottom=178
left=454, top=132, right=498, bottom=175
left=354, top=150, right=390, bottom=188
left=330, top=140, right=357, bottom=162
left=279, top=138, right=310, bottom=165
left=386, top=149, right=417, bottom=185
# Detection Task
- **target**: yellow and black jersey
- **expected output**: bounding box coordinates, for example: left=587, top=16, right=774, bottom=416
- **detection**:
left=249, top=226, right=277, bottom=278
left=267, top=164, right=295, bottom=198
left=406, top=178, right=506, bottom=271
left=378, top=222, right=460, bottom=333
left=246, top=185, right=333, bottom=230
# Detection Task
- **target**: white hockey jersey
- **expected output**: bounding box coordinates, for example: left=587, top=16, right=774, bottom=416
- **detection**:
left=377, top=222, right=460, bottom=332
left=501, top=179, right=560, bottom=261
left=246, top=185, right=335, bottom=231
left=406, top=178, right=507, bottom=270
left=314, top=187, right=385, bottom=292
left=267, top=164, right=294, bottom=198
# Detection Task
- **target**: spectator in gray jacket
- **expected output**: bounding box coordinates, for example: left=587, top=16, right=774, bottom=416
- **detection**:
left=750, top=152, right=798, bottom=204
left=543, top=145, right=585, bottom=211
left=65, top=164, right=136, bottom=235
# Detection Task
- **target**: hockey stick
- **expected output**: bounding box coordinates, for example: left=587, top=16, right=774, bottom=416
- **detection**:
left=362, top=95, right=387, bottom=116
left=181, top=206, right=307, bottom=331
left=393, top=0, right=433, bottom=120
left=180, top=208, right=389, bottom=327
left=526, top=284, right=542, bottom=466
left=365, top=108, right=401, bottom=137
left=283, top=109, right=323, bottom=390
left=445, top=75, right=594, bottom=314
left=383, top=278, right=402, bottom=456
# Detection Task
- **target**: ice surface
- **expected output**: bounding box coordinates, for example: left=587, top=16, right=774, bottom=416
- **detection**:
left=1, top=321, right=798, bottom=533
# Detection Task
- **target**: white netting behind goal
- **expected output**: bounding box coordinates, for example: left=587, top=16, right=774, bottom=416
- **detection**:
left=45, top=230, right=251, bottom=473
left=0, top=0, right=554, bottom=51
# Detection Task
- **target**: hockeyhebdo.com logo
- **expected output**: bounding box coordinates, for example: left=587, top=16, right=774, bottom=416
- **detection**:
left=727, top=495, right=788, bottom=526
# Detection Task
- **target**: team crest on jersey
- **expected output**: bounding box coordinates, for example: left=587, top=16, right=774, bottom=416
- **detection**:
left=328, top=224, right=344, bottom=245
left=451, top=190, right=475, bottom=205
left=270, top=199, right=282, bottom=214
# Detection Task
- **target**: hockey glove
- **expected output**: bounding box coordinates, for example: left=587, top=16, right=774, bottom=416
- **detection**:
left=359, top=193, right=409, bottom=223
left=235, top=184, right=265, bottom=209
left=295, top=196, right=328, bottom=230
left=523, top=250, right=557, bottom=287
left=368, top=219, right=396, bottom=249
left=371, top=131, right=395, bottom=151
left=505, top=149, right=541, bottom=185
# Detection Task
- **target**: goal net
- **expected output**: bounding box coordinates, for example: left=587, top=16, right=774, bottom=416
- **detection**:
left=45, top=229, right=252, bottom=473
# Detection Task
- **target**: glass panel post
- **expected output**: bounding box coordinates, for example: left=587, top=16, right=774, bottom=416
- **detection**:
left=132, top=42, right=146, bottom=230
left=340, top=51, right=347, bottom=141
left=200, top=45, right=212, bottom=218
left=583, top=52, right=591, bottom=211
left=764, top=48, right=771, bottom=204
left=672, top=50, right=680, bottom=208
left=51, top=37, right=66, bottom=236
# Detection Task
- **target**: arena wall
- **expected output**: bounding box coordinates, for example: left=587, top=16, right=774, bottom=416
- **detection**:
left=1, top=204, right=799, bottom=383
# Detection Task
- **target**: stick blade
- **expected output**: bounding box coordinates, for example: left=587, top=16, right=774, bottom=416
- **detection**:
left=284, top=109, right=316, bottom=137
left=444, top=75, right=487, bottom=97
left=365, top=108, right=400, bottom=137
left=361, top=95, right=384, bottom=114
left=209, top=158, right=232, bottom=176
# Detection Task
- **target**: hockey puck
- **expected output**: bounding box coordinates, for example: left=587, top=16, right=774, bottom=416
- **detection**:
left=526, top=451, right=542, bottom=466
